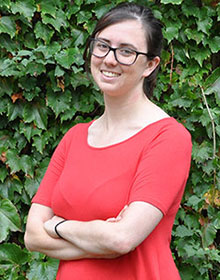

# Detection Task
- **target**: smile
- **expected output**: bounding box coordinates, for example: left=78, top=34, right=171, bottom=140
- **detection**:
left=101, top=70, right=120, bottom=77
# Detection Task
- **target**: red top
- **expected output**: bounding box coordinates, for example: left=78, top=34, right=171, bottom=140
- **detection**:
left=32, top=117, right=192, bottom=280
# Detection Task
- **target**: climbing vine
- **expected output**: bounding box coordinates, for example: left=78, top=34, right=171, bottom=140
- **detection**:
left=0, top=0, right=219, bottom=279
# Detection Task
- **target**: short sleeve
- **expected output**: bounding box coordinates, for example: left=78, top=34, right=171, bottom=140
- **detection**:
left=32, top=127, right=74, bottom=207
left=128, top=123, right=192, bottom=215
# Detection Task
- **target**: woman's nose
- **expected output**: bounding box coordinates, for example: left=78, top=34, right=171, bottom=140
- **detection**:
left=103, top=50, right=118, bottom=65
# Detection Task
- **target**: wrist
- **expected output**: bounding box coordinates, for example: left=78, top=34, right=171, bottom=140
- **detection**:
left=54, top=220, right=68, bottom=239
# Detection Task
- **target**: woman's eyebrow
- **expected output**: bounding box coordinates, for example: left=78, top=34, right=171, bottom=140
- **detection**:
left=97, top=37, right=138, bottom=50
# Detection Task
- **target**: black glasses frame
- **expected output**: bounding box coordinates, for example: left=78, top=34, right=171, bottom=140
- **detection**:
left=90, top=38, right=152, bottom=66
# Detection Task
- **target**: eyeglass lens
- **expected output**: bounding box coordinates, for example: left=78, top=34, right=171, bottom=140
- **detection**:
left=90, top=40, right=137, bottom=65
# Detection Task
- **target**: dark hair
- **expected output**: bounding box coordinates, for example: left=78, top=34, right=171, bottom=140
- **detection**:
left=83, top=2, right=163, bottom=99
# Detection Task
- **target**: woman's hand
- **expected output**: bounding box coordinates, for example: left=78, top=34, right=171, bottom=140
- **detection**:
left=44, top=215, right=65, bottom=239
left=106, top=205, right=128, bottom=222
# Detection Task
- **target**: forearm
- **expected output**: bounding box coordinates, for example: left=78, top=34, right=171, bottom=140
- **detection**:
left=43, top=202, right=163, bottom=258
left=53, top=219, right=129, bottom=256
left=38, top=238, right=88, bottom=260
left=25, top=225, right=88, bottom=260
left=25, top=223, right=120, bottom=260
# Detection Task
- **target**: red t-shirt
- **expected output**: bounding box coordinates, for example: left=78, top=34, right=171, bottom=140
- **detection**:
left=32, top=117, right=192, bottom=280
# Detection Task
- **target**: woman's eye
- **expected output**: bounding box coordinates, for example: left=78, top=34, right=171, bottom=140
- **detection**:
left=97, top=43, right=108, bottom=50
left=119, top=48, right=135, bottom=56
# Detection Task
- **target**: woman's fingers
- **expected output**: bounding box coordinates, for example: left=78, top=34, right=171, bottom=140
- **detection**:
left=106, top=205, right=128, bottom=223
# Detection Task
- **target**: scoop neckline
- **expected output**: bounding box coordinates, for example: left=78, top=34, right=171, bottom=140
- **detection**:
left=86, top=117, right=174, bottom=150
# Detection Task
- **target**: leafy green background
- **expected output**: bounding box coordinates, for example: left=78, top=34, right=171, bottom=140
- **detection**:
left=0, top=0, right=220, bottom=279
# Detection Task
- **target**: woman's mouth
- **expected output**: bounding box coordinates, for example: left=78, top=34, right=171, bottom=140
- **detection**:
left=101, top=70, right=121, bottom=78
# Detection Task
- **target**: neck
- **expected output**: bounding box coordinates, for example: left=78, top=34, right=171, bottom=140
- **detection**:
left=100, top=91, right=151, bottom=129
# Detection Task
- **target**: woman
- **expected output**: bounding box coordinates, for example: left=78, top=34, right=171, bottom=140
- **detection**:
left=25, top=2, right=192, bottom=280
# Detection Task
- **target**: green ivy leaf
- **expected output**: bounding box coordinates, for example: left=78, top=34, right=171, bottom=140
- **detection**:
left=37, top=0, right=59, bottom=17
left=24, top=157, right=50, bottom=198
left=0, top=0, right=10, bottom=9
left=181, top=4, right=200, bottom=18
left=215, top=93, right=220, bottom=107
left=161, top=0, right=183, bottom=4
left=217, top=4, right=220, bottom=21
left=0, top=133, right=16, bottom=150
left=24, top=32, right=36, bottom=49
left=7, top=102, right=23, bottom=121
left=192, top=142, right=213, bottom=163
left=25, top=61, right=46, bottom=76
left=74, top=91, right=95, bottom=113
left=34, top=22, right=54, bottom=45
left=0, top=198, right=21, bottom=242
left=71, top=28, right=87, bottom=47
left=26, top=255, right=59, bottom=280
left=184, top=28, right=204, bottom=44
left=207, top=36, right=220, bottom=53
left=14, top=131, right=27, bottom=153
left=20, top=155, right=34, bottom=177
left=92, top=4, right=114, bottom=18
left=55, top=48, right=77, bottom=69
left=186, top=195, right=204, bottom=211
left=0, top=77, right=14, bottom=95
left=6, top=149, right=21, bottom=174
left=76, top=11, right=92, bottom=24
left=0, top=34, right=18, bottom=52
left=11, top=0, right=36, bottom=20
left=197, top=18, right=212, bottom=35
left=204, top=67, right=220, bottom=90
left=19, top=122, right=41, bottom=142
left=70, top=72, right=90, bottom=89
left=0, top=243, right=28, bottom=265
left=23, top=102, right=48, bottom=130
left=163, top=21, right=181, bottom=43
left=54, top=65, right=65, bottom=77
left=0, top=177, right=23, bottom=202
left=75, top=0, right=83, bottom=6
left=0, top=16, right=16, bottom=38
left=0, top=58, right=20, bottom=77
left=191, top=47, right=210, bottom=67
left=32, top=132, right=50, bottom=154
left=24, top=177, right=41, bottom=199
left=42, top=9, right=68, bottom=32
left=205, top=77, right=220, bottom=99
left=0, top=166, right=7, bottom=183
left=46, top=90, right=72, bottom=117
left=175, top=225, right=194, bottom=237
left=202, top=223, right=217, bottom=247
left=60, top=107, right=77, bottom=123
left=171, top=97, right=192, bottom=108
left=19, top=76, right=37, bottom=90
left=66, top=5, right=80, bottom=19
left=35, top=42, right=61, bottom=59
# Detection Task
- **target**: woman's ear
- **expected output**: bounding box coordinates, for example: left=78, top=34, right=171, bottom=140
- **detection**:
left=143, top=56, right=160, bottom=78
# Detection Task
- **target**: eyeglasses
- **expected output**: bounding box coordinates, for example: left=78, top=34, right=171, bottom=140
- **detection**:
left=89, top=38, right=151, bottom=66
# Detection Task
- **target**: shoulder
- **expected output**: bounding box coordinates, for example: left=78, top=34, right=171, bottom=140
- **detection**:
left=149, top=117, right=192, bottom=151
left=57, top=121, right=92, bottom=149
left=163, top=118, right=191, bottom=138
left=63, top=121, right=92, bottom=138
left=156, top=117, right=191, bottom=138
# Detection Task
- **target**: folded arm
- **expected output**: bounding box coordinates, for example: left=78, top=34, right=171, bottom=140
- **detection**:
left=43, top=201, right=163, bottom=257
left=24, top=204, right=119, bottom=260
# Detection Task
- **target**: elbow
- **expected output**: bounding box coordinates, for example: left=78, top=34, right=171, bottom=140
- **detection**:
left=110, top=233, right=135, bottom=255
left=24, top=231, right=34, bottom=251
left=24, top=230, right=40, bottom=252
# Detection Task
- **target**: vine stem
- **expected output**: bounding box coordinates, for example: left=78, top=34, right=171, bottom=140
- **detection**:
left=170, top=44, right=174, bottom=84
left=200, top=85, right=217, bottom=191
left=200, top=85, right=216, bottom=159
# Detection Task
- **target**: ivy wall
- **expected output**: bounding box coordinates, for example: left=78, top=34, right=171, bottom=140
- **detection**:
left=0, top=0, right=220, bottom=279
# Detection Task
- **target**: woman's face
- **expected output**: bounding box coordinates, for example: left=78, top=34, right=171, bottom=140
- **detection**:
left=90, top=20, right=157, bottom=98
